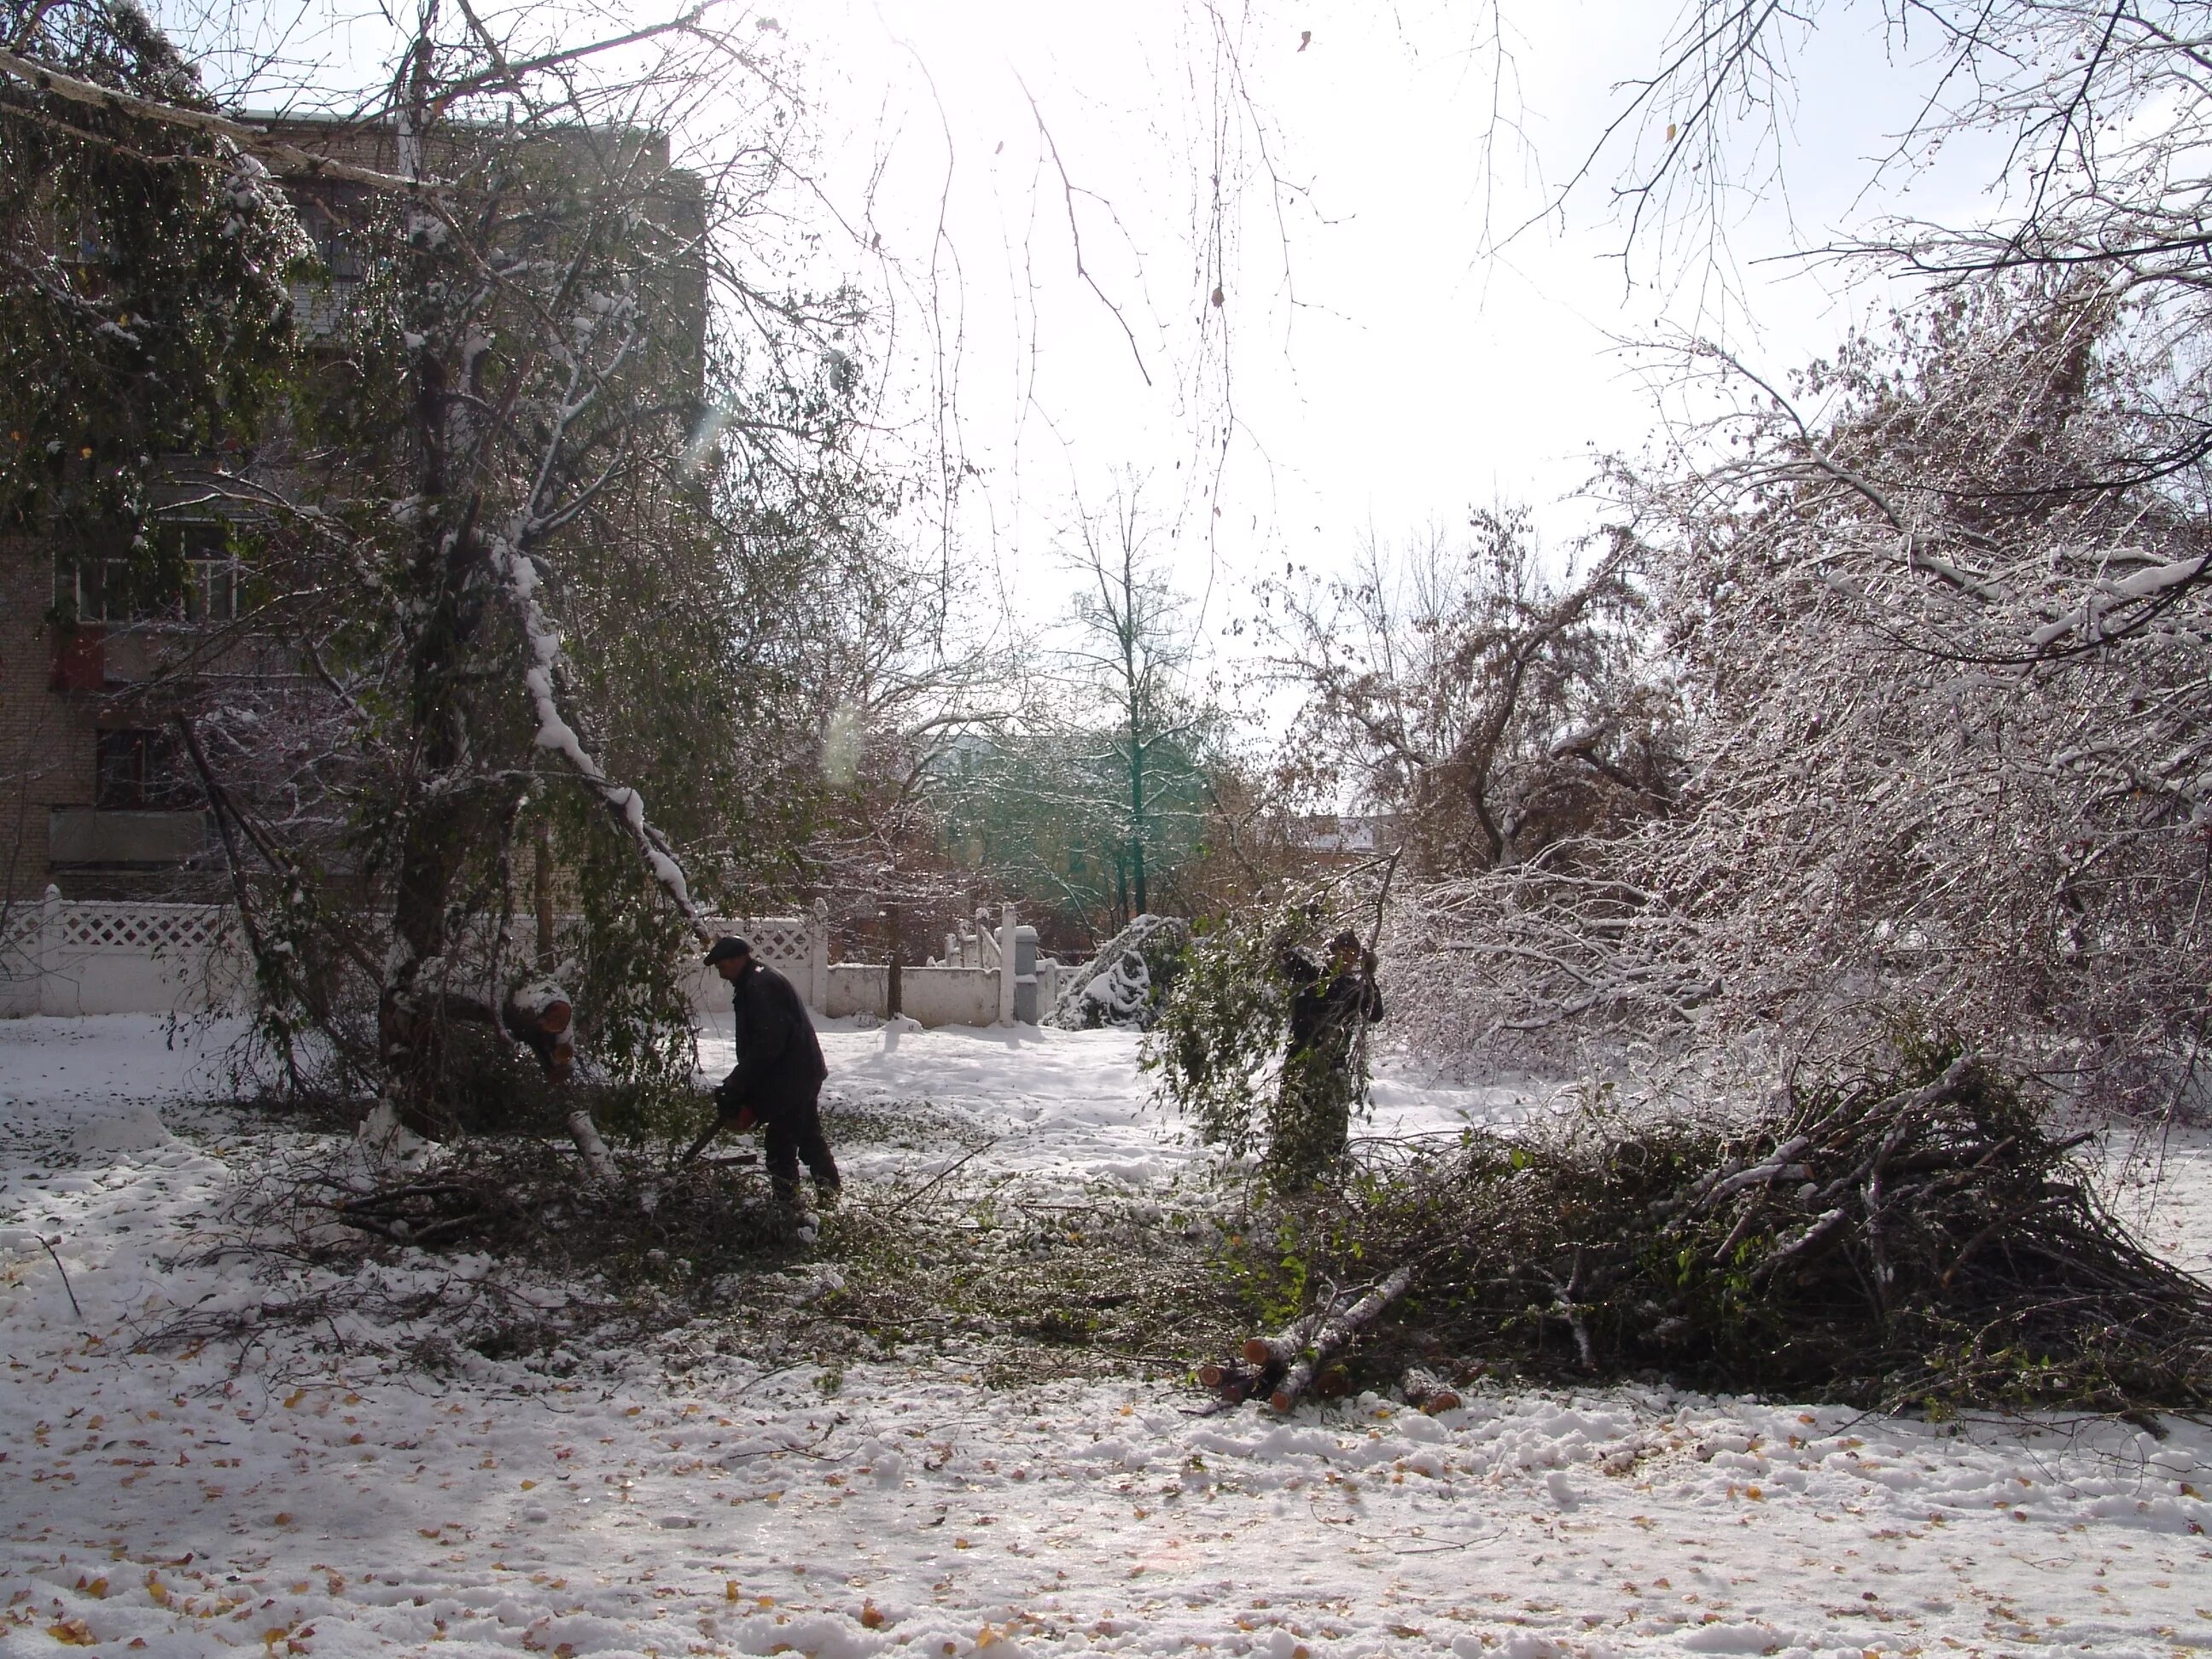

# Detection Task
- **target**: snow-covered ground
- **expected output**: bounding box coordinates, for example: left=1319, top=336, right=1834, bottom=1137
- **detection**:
left=4, top=1015, right=2211, bottom=1658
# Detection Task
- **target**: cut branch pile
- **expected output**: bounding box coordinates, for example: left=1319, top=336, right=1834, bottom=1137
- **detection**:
left=329, top=1178, right=526, bottom=1249
left=1207, top=1046, right=2212, bottom=1412
left=315, top=1138, right=806, bottom=1275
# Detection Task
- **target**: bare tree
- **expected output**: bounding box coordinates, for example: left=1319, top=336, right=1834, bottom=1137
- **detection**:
left=1263, top=509, right=1678, bottom=881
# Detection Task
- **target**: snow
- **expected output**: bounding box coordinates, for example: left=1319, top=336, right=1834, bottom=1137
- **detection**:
left=2030, top=550, right=2212, bottom=648
left=5, top=1014, right=2212, bottom=1657
left=491, top=533, right=699, bottom=923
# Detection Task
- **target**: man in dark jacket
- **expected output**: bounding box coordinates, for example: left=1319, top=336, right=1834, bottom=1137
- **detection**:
left=682, top=936, right=840, bottom=1204
left=1270, top=929, right=1385, bottom=1185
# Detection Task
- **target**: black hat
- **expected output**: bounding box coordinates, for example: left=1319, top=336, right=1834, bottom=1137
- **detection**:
left=703, top=935, right=753, bottom=966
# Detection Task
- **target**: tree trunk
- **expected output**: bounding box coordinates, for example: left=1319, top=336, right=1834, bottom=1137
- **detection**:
left=1129, top=737, right=1148, bottom=916
left=886, top=903, right=903, bottom=1019
left=534, top=818, right=557, bottom=972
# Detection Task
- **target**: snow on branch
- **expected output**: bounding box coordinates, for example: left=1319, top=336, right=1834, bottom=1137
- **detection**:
left=0, top=46, right=439, bottom=194
left=492, top=533, right=709, bottom=940
left=2029, top=550, right=2212, bottom=651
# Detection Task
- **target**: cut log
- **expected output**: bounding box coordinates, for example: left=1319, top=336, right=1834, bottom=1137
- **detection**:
left=567, top=1107, right=616, bottom=1185
left=1400, top=1366, right=1461, bottom=1414
left=1196, top=1353, right=1289, bottom=1406
left=1268, top=1263, right=1417, bottom=1414
left=1241, top=1307, right=1325, bottom=1369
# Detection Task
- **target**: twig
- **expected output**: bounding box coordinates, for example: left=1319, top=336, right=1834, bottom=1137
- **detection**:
left=40, top=1236, right=83, bottom=1321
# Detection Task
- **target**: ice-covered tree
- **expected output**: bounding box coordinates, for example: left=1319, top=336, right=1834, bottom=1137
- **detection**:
left=1391, top=277, right=2211, bottom=1112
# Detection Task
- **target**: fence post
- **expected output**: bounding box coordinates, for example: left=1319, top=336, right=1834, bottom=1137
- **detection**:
left=38, top=883, right=61, bottom=1017
left=809, top=898, right=830, bottom=1011
left=997, top=902, right=1017, bottom=1026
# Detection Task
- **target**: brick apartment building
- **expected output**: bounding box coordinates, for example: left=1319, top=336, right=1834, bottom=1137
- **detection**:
left=0, top=118, right=703, bottom=904
left=0, top=522, right=243, bottom=900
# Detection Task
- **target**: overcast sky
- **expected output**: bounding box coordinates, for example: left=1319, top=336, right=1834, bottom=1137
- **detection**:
left=773, top=0, right=2002, bottom=651
left=181, top=0, right=2009, bottom=655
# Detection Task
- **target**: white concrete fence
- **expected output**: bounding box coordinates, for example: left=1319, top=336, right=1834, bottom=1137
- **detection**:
left=0, top=888, right=1054, bottom=1027
left=0, top=888, right=248, bottom=1017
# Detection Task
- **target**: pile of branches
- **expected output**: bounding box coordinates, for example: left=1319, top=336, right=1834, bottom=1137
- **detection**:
left=1209, top=1047, right=2212, bottom=1412
left=316, top=1138, right=799, bottom=1285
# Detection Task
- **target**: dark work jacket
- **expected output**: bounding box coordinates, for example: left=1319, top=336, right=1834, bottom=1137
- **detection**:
left=1284, top=954, right=1385, bottom=1064
left=721, top=962, right=828, bottom=1118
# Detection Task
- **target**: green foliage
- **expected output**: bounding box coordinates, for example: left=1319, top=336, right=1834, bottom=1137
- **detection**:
left=1144, top=900, right=1307, bottom=1155
left=1147, top=887, right=1376, bottom=1176
left=0, top=0, right=306, bottom=556
left=567, top=800, right=701, bottom=1104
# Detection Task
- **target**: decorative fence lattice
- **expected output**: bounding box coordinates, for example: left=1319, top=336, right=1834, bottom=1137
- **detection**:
left=0, top=901, right=42, bottom=957
left=58, top=903, right=233, bottom=954
left=684, top=910, right=830, bottom=1015
left=3, top=893, right=1025, bottom=1027
left=733, top=916, right=810, bottom=971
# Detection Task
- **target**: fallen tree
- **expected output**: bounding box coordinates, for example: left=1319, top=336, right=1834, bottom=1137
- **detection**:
left=1203, top=1044, right=2212, bottom=1413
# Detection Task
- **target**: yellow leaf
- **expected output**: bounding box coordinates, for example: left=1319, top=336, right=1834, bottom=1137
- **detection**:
left=283, top=1391, right=305, bottom=1409
left=725, top=1583, right=739, bottom=1602
left=1667, top=122, right=1679, bottom=142
left=861, top=1602, right=885, bottom=1629
left=49, top=1619, right=96, bottom=1645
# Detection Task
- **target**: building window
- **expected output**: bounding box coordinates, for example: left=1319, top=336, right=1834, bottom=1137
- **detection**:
left=95, top=729, right=199, bottom=811
left=55, top=523, right=242, bottom=626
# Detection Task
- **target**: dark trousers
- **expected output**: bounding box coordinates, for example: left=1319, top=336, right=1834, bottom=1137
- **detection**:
left=761, top=1090, right=839, bottom=1201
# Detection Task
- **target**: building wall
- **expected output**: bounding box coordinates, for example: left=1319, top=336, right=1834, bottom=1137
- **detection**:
left=0, top=537, right=95, bottom=901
